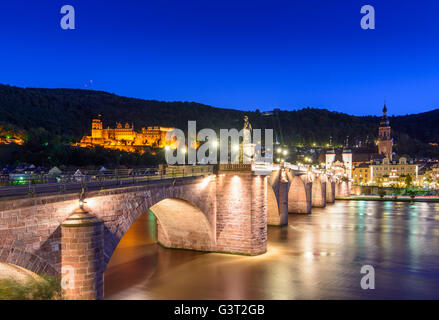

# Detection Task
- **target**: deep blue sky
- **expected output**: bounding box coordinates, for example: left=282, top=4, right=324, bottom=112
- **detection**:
left=0, top=0, right=438, bottom=116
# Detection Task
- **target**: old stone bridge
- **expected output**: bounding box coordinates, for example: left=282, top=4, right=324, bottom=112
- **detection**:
left=0, top=164, right=350, bottom=299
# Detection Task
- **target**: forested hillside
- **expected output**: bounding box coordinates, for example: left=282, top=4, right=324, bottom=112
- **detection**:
left=1, top=84, right=438, bottom=166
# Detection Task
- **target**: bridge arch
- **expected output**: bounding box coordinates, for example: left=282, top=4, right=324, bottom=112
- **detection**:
left=286, top=171, right=312, bottom=214
left=267, top=171, right=281, bottom=225
left=104, top=197, right=214, bottom=271
left=150, top=198, right=214, bottom=251
left=267, top=185, right=280, bottom=224
left=100, top=179, right=216, bottom=266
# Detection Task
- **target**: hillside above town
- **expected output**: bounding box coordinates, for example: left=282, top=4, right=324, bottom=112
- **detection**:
left=1, top=84, right=439, bottom=167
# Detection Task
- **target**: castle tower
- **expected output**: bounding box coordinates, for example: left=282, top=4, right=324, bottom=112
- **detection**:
left=342, top=149, right=352, bottom=179
left=378, top=103, right=393, bottom=160
left=91, top=119, right=103, bottom=139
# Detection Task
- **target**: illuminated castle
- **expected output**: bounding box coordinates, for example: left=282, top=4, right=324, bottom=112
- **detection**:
left=76, top=119, right=174, bottom=153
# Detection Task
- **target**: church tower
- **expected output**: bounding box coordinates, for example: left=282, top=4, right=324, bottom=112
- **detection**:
left=378, top=103, right=393, bottom=160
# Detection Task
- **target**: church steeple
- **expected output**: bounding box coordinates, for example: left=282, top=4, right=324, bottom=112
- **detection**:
left=380, top=102, right=389, bottom=127
left=378, top=102, right=393, bottom=160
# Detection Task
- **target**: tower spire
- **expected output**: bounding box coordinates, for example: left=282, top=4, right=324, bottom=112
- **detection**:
left=378, top=102, right=393, bottom=160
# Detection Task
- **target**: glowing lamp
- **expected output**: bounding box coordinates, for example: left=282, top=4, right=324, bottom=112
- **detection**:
left=79, top=188, right=87, bottom=211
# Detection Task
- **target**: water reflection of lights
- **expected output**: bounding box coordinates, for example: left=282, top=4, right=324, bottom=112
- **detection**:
left=304, top=251, right=336, bottom=258
left=105, top=200, right=439, bottom=299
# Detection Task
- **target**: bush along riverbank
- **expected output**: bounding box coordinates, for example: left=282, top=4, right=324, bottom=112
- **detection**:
left=0, top=274, right=62, bottom=300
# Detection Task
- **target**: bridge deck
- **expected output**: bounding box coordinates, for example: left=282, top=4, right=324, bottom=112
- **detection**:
left=0, top=166, right=213, bottom=201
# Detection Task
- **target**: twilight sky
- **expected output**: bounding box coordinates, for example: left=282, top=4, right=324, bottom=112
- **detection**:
left=0, top=0, right=438, bottom=116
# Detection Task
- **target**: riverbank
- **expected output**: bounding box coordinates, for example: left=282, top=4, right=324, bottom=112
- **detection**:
left=337, top=195, right=439, bottom=202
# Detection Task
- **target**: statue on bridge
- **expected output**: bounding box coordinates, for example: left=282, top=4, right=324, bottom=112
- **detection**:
left=242, top=115, right=255, bottom=163
left=243, top=115, right=252, bottom=132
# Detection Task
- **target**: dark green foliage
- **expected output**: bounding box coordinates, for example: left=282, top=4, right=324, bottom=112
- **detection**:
left=405, top=175, right=413, bottom=187
left=0, top=274, right=62, bottom=300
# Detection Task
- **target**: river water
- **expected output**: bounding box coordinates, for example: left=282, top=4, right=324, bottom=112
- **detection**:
left=104, top=200, right=439, bottom=299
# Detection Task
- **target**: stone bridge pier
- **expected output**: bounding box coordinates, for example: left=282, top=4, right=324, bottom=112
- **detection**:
left=311, top=174, right=327, bottom=208
left=335, top=180, right=351, bottom=198
left=326, top=178, right=336, bottom=203
left=267, top=169, right=289, bottom=226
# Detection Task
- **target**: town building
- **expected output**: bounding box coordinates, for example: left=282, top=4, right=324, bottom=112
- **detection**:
left=353, top=163, right=370, bottom=185
left=369, top=157, right=418, bottom=187
left=428, top=163, right=439, bottom=189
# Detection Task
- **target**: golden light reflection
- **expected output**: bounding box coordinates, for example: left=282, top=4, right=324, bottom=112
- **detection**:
left=199, top=176, right=211, bottom=189
left=84, top=197, right=98, bottom=210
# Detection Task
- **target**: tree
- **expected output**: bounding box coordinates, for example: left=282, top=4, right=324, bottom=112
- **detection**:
left=376, top=177, right=383, bottom=187
left=405, top=175, right=413, bottom=188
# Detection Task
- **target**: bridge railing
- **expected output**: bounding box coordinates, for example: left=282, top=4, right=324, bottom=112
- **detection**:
left=0, top=165, right=214, bottom=199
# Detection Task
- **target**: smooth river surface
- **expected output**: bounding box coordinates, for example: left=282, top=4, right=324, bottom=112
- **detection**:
left=104, top=201, right=439, bottom=299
